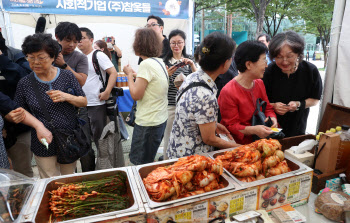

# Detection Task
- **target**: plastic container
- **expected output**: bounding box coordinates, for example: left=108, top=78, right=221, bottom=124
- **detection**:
left=340, top=173, right=350, bottom=195
left=0, top=169, right=37, bottom=223
left=336, top=125, right=350, bottom=170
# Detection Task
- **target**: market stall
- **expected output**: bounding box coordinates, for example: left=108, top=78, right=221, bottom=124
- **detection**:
left=3, top=134, right=349, bottom=222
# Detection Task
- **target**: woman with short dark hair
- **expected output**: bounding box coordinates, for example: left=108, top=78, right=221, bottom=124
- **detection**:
left=167, top=32, right=239, bottom=159
left=123, top=28, right=168, bottom=165
left=263, top=31, right=322, bottom=137
left=218, top=40, right=277, bottom=145
left=15, top=33, right=87, bottom=178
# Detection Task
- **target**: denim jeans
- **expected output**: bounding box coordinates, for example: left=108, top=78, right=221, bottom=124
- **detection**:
left=129, top=120, right=167, bottom=165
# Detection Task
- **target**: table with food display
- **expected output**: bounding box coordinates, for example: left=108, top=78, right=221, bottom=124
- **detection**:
left=3, top=137, right=327, bottom=223
left=2, top=103, right=350, bottom=223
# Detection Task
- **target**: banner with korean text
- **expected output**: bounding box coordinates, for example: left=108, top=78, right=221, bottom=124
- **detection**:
left=2, top=0, right=189, bottom=19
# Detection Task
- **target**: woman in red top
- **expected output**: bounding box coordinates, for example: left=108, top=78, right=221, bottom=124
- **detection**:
left=218, top=41, right=277, bottom=144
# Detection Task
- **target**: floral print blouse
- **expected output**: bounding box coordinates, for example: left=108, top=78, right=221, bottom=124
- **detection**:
left=167, top=69, right=218, bottom=158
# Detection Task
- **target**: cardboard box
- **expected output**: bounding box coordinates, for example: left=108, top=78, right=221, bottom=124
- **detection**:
left=284, top=149, right=314, bottom=167
left=315, top=133, right=340, bottom=174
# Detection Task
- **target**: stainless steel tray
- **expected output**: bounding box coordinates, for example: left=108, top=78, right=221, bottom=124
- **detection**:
left=134, top=158, right=236, bottom=209
left=33, top=167, right=139, bottom=223
left=207, top=148, right=309, bottom=188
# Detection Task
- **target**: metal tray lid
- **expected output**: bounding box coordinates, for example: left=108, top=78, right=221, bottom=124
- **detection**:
left=0, top=169, right=38, bottom=223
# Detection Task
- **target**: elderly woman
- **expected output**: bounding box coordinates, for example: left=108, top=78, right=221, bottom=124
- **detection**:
left=162, top=29, right=197, bottom=160
left=167, top=32, right=239, bottom=159
left=123, top=28, right=168, bottom=165
left=263, top=31, right=322, bottom=137
left=218, top=41, right=277, bottom=145
left=15, top=33, right=87, bottom=178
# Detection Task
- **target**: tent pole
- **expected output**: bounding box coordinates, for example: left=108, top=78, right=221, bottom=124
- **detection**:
left=0, top=0, right=14, bottom=47
left=317, top=0, right=346, bottom=130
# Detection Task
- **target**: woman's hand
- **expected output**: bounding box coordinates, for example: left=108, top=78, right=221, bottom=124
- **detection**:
left=35, top=124, right=53, bottom=144
left=272, top=102, right=290, bottom=115
left=47, top=90, right=71, bottom=103
left=123, top=64, right=136, bottom=78
left=5, top=108, right=26, bottom=123
left=270, top=117, right=278, bottom=128
left=166, top=65, right=178, bottom=76
left=253, top=125, right=274, bottom=138
left=288, top=101, right=299, bottom=112
left=216, top=123, right=234, bottom=140
left=182, top=58, right=197, bottom=71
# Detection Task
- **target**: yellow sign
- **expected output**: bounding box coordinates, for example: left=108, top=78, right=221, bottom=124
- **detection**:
left=288, top=181, right=300, bottom=197
left=230, top=197, right=244, bottom=214
left=175, top=211, right=192, bottom=221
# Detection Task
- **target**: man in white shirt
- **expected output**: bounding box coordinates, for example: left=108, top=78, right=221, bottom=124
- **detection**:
left=77, top=27, right=118, bottom=154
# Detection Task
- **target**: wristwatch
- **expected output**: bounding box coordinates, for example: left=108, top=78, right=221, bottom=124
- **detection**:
left=61, top=63, right=68, bottom=69
left=296, top=101, right=301, bottom=110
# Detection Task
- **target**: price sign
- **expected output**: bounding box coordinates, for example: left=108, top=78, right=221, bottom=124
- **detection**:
left=288, top=181, right=300, bottom=198
left=175, top=211, right=192, bottom=221
left=230, top=197, right=244, bottom=214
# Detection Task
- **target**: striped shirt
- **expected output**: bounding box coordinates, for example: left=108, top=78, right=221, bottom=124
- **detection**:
left=164, top=56, right=196, bottom=106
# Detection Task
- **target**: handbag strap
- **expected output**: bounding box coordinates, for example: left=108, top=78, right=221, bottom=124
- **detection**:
left=150, top=57, right=168, bottom=81
left=254, top=98, right=267, bottom=115
left=29, top=74, right=53, bottom=125
left=92, top=50, right=107, bottom=89
left=176, top=82, right=213, bottom=103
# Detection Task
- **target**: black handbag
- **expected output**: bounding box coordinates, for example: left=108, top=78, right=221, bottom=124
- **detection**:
left=30, top=75, right=90, bottom=164
left=125, top=101, right=136, bottom=127
left=252, top=98, right=285, bottom=141
left=125, top=58, right=168, bottom=127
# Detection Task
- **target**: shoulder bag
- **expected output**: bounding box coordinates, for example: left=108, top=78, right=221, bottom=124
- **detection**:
left=92, top=50, right=117, bottom=117
left=125, top=58, right=168, bottom=127
left=30, top=75, right=90, bottom=164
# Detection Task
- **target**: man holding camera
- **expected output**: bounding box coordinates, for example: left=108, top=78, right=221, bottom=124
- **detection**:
left=54, top=22, right=88, bottom=86
left=78, top=27, right=118, bottom=164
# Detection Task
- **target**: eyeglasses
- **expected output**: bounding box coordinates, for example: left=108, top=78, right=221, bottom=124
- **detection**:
left=275, top=54, right=297, bottom=62
left=145, top=23, right=161, bottom=28
left=26, top=55, right=50, bottom=63
left=170, top=42, right=184, bottom=46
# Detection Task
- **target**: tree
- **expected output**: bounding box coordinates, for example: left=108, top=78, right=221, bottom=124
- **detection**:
left=294, top=0, right=334, bottom=67
left=263, top=0, right=301, bottom=37
left=226, top=0, right=272, bottom=37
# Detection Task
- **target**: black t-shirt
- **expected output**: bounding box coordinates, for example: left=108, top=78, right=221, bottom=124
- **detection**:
left=138, top=35, right=171, bottom=64
left=263, top=60, right=322, bottom=137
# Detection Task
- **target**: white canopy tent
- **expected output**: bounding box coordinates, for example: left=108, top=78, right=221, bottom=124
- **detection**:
left=0, top=0, right=194, bottom=71
left=318, top=0, right=350, bottom=126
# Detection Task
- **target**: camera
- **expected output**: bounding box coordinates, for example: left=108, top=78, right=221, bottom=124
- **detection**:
left=100, top=87, right=124, bottom=117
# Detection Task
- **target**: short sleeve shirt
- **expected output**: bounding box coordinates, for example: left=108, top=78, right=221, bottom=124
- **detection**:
left=167, top=69, right=218, bottom=159
left=63, top=50, right=88, bottom=75
left=164, top=56, right=196, bottom=106
left=135, top=58, right=168, bottom=126
left=14, top=69, right=86, bottom=157
left=82, top=50, right=114, bottom=106
left=263, top=60, right=322, bottom=137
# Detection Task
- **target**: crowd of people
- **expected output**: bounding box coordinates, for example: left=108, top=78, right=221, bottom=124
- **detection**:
left=0, top=15, right=322, bottom=178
